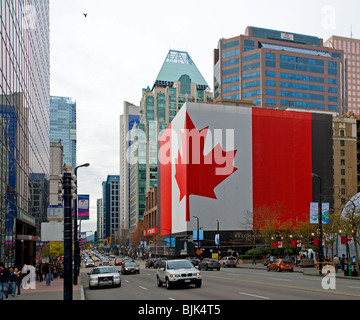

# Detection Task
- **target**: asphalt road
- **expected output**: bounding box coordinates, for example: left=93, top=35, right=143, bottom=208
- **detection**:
left=81, top=262, right=360, bottom=301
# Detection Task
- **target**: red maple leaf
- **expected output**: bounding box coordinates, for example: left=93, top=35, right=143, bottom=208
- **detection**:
left=175, top=113, right=238, bottom=221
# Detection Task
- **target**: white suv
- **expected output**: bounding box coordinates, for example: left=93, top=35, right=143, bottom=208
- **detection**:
left=157, top=259, right=202, bottom=289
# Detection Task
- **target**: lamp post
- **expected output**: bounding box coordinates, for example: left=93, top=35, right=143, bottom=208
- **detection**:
left=311, top=173, right=323, bottom=265
left=216, top=220, right=220, bottom=255
left=193, top=216, right=200, bottom=252
left=74, top=163, right=90, bottom=286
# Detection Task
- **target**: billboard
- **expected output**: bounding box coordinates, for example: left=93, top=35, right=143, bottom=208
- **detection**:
left=78, top=194, right=90, bottom=220
left=160, top=102, right=333, bottom=234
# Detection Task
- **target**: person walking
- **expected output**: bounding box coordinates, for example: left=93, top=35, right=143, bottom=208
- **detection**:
left=0, top=262, right=10, bottom=300
left=44, top=262, right=52, bottom=286
left=11, top=268, right=22, bottom=296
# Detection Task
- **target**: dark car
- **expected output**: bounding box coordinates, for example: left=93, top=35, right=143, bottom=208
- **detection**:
left=198, top=258, right=221, bottom=271
left=121, top=261, right=140, bottom=275
left=186, top=257, right=201, bottom=267
left=145, top=258, right=158, bottom=268
left=154, top=258, right=168, bottom=269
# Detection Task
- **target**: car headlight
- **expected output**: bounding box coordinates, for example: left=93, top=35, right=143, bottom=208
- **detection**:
left=193, top=272, right=201, bottom=276
left=170, top=274, right=181, bottom=278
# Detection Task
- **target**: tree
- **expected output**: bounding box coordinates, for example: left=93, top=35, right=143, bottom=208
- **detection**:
left=341, top=193, right=360, bottom=272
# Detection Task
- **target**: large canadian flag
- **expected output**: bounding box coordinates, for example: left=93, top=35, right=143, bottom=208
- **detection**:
left=160, top=102, right=333, bottom=235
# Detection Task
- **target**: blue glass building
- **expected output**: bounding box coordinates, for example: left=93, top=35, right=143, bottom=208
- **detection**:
left=50, top=96, right=77, bottom=171
left=0, top=2, right=50, bottom=266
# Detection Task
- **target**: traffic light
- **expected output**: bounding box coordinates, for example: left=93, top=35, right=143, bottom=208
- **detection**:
left=106, top=237, right=111, bottom=246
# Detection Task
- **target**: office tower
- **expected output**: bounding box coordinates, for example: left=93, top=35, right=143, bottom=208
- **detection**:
left=129, top=50, right=213, bottom=233
left=0, top=2, right=50, bottom=266
left=50, top=96, right=77, bottom=171
left=97, top=198, right=103, bottom=241
left=102, top=175, right=120, bottom=239
left=120, top=102, right=140, bottom=241
left=214, top=26, right=346, bottom=113
left=324, top=36, right=360, bottom=115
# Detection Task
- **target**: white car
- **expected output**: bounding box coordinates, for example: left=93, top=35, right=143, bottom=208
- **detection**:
left=88, top=266, right=121, bottom=289
left=156, top=259, right=202, bottom=289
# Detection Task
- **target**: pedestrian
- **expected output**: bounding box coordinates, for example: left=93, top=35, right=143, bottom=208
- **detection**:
left=11, top=268, right=22, bottom=296
left=333, top=255, right=340, bottom=273
left=44, top=262, right=51, bottom=285
left=0, top=262, right=10, bottom=300
left=340, top=254, right=345, bottom=271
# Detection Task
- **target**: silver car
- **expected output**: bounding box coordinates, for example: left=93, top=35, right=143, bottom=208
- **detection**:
left=157, top=259, right=202, bottom=289
left=88, top=266, right=121, bottom=289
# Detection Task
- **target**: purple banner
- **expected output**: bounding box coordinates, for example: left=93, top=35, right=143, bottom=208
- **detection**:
left=78, top=194, right=90, bottom=220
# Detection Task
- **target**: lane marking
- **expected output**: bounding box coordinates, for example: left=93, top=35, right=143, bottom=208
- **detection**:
left=239, top=292, right=270, bottom=300
left=139, top=286, right=148, bottom=290
left=269, top=277, right=292, bottom=282
left=204, top=274, right=360, bottom=298
left=169, top=297, right=176, bottom=300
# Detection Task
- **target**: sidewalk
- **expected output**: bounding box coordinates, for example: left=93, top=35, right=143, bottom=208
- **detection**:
left=236, top=262, right=360, bottom=280
left=4, top=277, right=83, bottom=301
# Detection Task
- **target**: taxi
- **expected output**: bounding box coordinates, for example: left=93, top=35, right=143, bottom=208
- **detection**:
left=266, top=259, right=293, bottom=272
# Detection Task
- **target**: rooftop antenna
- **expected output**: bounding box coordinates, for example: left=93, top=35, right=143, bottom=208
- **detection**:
left=351, top=24, right=353, bottom=38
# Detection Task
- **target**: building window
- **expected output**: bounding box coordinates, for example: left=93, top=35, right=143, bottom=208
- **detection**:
left=341, top=169, right=345, bottom=175
left=340, top=150, right=345, bottom=156
left=340, top=159, right=345, bottom=166
left=341, top=179, right=345, bottom=185
left=340, top=130, right=345, bottom=137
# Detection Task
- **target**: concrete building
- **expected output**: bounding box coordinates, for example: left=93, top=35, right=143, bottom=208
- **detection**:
left=214, top=26, right=346, bottom=114
left=49, top=141, right=64, bottom=206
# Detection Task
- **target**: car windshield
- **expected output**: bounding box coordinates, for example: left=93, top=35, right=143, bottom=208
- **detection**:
left=125, top=262, right=137, bottom=267
left=208, top=259, right=218, bottom=262
left=92, top=267, right=117, bottom=274
left=167, top=261, right=193, bottom=270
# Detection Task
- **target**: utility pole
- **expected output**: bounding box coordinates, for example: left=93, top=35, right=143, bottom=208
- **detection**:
left=59, top=168, right=77, bottom=300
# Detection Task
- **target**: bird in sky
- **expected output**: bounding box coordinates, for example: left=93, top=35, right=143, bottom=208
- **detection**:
left=83, top=13, right=87, bottom=18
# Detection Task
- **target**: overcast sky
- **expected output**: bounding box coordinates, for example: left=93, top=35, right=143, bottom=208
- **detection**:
left=49, top=0, right=360, bottom=234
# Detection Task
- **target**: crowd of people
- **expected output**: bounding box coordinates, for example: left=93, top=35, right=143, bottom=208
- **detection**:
left=0, top=259, right=65, bottom=300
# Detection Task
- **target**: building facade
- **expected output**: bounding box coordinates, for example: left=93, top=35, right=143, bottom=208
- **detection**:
left=50, top=96, right=77, bottom=171
left=214, top=26, right=346, bottom=114
left=0, top=2, right=50, bottom=267
left=332, top=114, right=358, bottom=212
left=101, top=175, right=120, bottom=239
left=324, top=36, right=360, bottom=115
left=129, top=50, right=213, bottom=233
left=120, top=102, right=140, bottom=240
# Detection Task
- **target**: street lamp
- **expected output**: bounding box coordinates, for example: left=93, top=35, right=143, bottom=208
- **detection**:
left=74, top=163, right=90, bottom=286
left=311, top=173, right=323, bottom=265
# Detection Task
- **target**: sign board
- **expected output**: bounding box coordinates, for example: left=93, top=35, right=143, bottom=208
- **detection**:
left=47, top=205, right=64, bottom=220
left=41, top=221, right=64, bottom=241
left=281, top=32, right=294, bottom=41
left=193, top=229, right=204, bottom=241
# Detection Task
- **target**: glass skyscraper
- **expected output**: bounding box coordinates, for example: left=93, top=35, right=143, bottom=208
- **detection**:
left=0, top=1, right=50, bottom=266
left=129, top=50, right=213, bottom=233
left=50, top=96, right=77, bottom=171
left=214, top=26, right=346, bottom=114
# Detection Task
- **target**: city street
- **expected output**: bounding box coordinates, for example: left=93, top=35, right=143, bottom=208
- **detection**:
left=81, top=261, right=360, bottom=300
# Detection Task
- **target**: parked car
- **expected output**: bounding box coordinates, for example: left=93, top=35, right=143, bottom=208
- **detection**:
left=88, top=266, right=121, bottom=289
left=220, top=256, right=237, bottom=268
left=121, top=261, right=140, bottom=275
left=156, top=259, right=202, bottom=289
left=266, top=259, right=294, bottom=272
left=145, top=258, right=158, bottom=268
left=185, top=257, right=201, bottom=267
left=198, top=258, right=221, bottom=271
